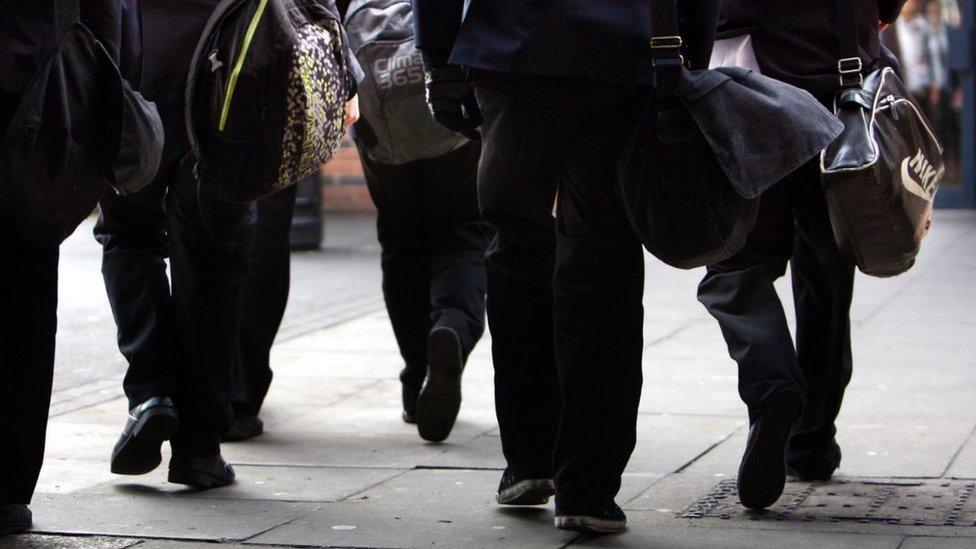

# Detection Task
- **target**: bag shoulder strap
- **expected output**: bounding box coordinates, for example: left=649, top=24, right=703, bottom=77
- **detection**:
left=650, top=0, right=684, bottom=89
left=833, top=0, right=864, bottom=88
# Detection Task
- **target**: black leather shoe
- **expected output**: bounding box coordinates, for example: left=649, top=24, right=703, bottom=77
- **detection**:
left=738, top=391, right=803, bottom=510
left=168, top=454, right=235, bottom=489
left=111, top=397, right=179, bottom=475
left=223, top=413, right=264, bottom=442
left=416, top=326, right=463, bottom=442
left=555, top=502, right=627, bottom=534
left=496, top=469, right=555, bottom=506
left=402, top=382, right=419, bottom=424
left=0, top=504, right=32, bottom=536
left=788, top=439, right=842, bottom=482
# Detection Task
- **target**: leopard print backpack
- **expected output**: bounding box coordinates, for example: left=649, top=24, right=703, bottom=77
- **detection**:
left=186, top=0, right=350, bottom=203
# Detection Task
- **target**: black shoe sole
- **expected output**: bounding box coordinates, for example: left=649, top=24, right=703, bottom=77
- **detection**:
left=554, top=515, right=627, bottom=534
left=222, top=421, right=264, bottom=442
left=416, top=327, right=463, bottom=443
left=497, top=479, right=555, bottom=505
left=737, top=392, right=802, bottom=510
left=167, top=468, right=235, bottom=490
left=110, top=407, right=179, bottom=475
left=0, top=517, right=32, bottom=536
left=786, top=464, right=835, bottom=482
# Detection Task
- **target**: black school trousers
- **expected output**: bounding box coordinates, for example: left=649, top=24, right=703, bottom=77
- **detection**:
left=231, top=184, right=297, bottom=416
left=0, top=88, right=60, bottom=506
left=473, top=74, right=646, bottom=513
left=94, top=103, right=255, bottom=449
left=697, top=160, right=855, bottom=465
left=358, top=141, right=490, bottom=387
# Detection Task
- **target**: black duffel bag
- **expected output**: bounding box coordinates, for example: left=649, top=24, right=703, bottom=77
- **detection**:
left=0, top=21, right=163, bottom=247
left=820, top=0, right=945, bottom=278
left=620, top=0, right=844, bottom=269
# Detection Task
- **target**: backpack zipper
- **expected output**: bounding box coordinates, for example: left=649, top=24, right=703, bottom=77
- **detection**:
left=219, top=0, right=270, bottom=132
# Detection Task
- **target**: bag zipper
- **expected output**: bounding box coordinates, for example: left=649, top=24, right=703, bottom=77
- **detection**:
left=219, top=0, right=270, bottom=132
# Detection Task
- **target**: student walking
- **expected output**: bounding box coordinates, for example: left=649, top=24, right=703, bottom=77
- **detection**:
left=0, top=0, right=127, bottom=534
left=96, top=0, right=362, bottom=487
left=412, top=0, right=721, bottom=532
left=341, top=0, right=491, bottom=443
left=698, top=0, right=908, bottom=510
left=95, top=0, right=258, bottom=489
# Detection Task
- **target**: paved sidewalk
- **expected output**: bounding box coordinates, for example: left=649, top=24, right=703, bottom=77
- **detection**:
left=5, top=211, right=976, bottom=549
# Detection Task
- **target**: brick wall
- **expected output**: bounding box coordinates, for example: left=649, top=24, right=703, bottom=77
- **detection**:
left=321, top=136, right=375, bottom=213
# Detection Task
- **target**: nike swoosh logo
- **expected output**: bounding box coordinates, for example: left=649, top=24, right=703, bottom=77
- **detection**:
left=901, top=157, right=934, bottom=202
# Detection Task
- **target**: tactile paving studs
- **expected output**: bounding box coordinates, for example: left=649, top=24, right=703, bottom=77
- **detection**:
left=681, top=479, right=976, bottom=527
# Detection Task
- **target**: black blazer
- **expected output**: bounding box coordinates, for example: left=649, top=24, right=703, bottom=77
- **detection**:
left=0, top=0, right=129, bottom=94
left=412, top=0, right=722, bottom=84
left=719, top=0, right=908, bottom=101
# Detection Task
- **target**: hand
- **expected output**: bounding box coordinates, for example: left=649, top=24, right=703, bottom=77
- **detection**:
left=424, top=65, right=482, bottom=140
left=344, top=95, right=360, bottom=128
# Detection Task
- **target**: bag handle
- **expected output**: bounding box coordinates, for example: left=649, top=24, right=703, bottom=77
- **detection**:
left=834, top=0, right=864, bottom=88
left=649, top=0, right=684, bottom=89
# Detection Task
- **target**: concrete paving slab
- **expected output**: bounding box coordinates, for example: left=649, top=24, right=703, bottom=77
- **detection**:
left=34, top=458, right=117, bottom=495
left=900, top=537, right=976, bottom=549
left=81, top=465, right=407, bottom=503
left=626, top=414, right=743, bottom=475
left=835, top=414, right=976, bottom=478
left=249, top=469, right=576, bottom=548
left=569, top=521, right=905, bottom=549
left=0, top=534, right=140, bottom=549
left=947, top=431, right=976, bottom=479
left=126, top=543, right=254, bottom=549
left=27, top=492, right=316, bottom=541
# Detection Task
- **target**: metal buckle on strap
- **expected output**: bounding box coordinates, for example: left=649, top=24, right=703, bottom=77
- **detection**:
left=838, top=57, right=863, bottom=87
left=650, top=36, right=684, bottom=67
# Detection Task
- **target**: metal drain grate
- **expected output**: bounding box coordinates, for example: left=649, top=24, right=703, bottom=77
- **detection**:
left=682, top=478, right=976, bottom=526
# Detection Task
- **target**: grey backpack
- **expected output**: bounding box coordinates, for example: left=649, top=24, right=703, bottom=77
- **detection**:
left=343, top=0, right=467, bottom=165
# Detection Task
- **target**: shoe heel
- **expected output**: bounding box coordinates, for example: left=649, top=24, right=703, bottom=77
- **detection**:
left=134, top=407, right=179, bottom=441
left=416, top=327, right=463, bottom=442
left=111, top=407, right=180, bottom=475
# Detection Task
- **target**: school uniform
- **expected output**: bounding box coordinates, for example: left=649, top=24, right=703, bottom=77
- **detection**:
left=413, top=0, right=721, bottom=515
left=698, top=0, right=908, bottom=476
left=0, top=0, right=124, bottom=505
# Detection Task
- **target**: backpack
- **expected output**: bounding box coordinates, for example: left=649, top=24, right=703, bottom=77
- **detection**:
left=186, top=0, right=349, bottom=203
left=343, top=0, right=467, bottom=165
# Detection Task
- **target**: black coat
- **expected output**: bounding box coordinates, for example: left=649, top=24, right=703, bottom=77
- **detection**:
left=719, top=0, right=908, bottom=100
left=0, top=0, right=129, bottom=94
left=411, top=0, right=722, bottom=84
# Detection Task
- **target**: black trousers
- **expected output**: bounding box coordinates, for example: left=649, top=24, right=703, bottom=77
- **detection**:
left=231, top=184, right=297, bottom=416
left=0, top=88, right=61, bottom=503
left=697, top=160, right=855, bottom=464
left=358, top=141, right=490, bottom=388
left=0, top=91, right=60, bottom=505
left=95, top=103, right=256, bottom=447
left=474, top=74, right=646, bottom=512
